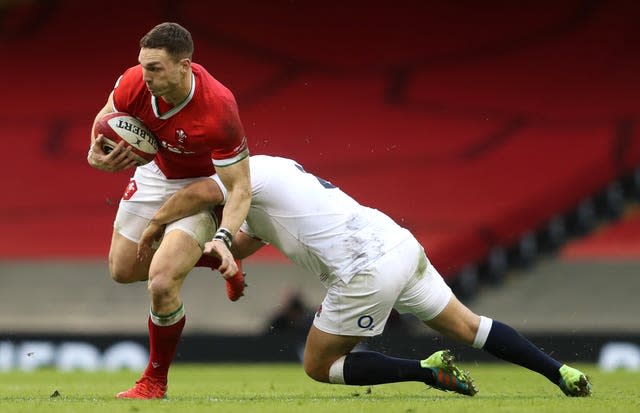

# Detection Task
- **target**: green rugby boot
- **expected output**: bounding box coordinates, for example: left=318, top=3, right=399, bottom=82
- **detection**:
left=558, top=364, right=592, bottom=397
left=420, top=350, right=478, bottom=396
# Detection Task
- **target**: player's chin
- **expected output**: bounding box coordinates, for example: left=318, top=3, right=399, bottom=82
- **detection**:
left=146, top=85, right=162, bottom=95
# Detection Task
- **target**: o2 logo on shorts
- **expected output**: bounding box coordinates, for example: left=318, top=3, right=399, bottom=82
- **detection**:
left=357, top=315, right=375, bottom=330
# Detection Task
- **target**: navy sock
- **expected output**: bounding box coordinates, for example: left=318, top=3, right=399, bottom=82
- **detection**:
left=343, top=351, right=434, bottom=385
left=483, top=320, right=561, bottom=383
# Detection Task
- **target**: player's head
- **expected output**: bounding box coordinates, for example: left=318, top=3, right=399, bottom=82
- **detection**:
left=138, top=22, right=194, bottom=99
left=140, top=22, right=193, bottom=61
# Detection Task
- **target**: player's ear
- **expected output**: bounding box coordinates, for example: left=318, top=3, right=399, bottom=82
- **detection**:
left=180, top=58, right=191, bottom=73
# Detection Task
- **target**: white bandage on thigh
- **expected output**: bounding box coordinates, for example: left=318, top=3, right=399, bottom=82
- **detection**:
left=165, top=210, right=216, bottom=249
left=472, top=316, right=493, bottom=349
left=328, top=355, right=346, bottom=384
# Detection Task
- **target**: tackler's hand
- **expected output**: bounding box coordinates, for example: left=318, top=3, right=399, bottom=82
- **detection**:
left=204, top=238, right=238, bottom=278
left=137, top=220, right=165, bottom=262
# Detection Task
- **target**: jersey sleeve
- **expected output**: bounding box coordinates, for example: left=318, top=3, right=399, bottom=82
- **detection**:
left=210, top=97, right=249, bottom=167
left=112, top=66, right=143, bottom=114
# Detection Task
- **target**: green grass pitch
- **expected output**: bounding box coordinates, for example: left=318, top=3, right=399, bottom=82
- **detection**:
left=0, top=363, right=638, bottom=413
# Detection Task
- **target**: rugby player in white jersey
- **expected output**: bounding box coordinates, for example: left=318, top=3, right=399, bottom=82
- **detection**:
left=138, top=155, right=592, bottom=397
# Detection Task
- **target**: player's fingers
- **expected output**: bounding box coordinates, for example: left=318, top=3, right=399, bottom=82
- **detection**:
left=137, top=245, right=149, bottom=262
left=104, top=141, right=126, bottom=161
left=203, top=241, right=218, bottom=256
left=111, top=143, right=130, bottom=161
left=111, top=147, right=138, bottom=170
left=124, top=159, right=138, bottom=170
left=227, top=260, right=239, bottom=276
left=123, top=150, right=140, bottom=168
left=90, top=135, right=107, bottom=157
left=219, top=258, right=238, bottom=279
left=111, top=151, right=132, bottom=168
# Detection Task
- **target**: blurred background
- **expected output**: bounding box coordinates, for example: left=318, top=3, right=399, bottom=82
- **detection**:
left=1, top=0, right=639, bottom=371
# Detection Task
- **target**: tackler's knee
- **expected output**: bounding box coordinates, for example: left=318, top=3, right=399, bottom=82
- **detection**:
left=303, top=359, right=330, bottom=383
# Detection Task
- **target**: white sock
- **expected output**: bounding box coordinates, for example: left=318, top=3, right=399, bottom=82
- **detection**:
left=472, top=316, right=493, bottom=348
left=328, top=355, right=346, bottom=384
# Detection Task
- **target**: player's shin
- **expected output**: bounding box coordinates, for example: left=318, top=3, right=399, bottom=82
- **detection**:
left=116, top=304, right=186, bottom=399
left=329, top=351, right=477, bottom=396
left=331, top=351, right=430, bottom=385
left=474, top=316, right=562, bottom=383
left=143, top=304, right=187, bottom=381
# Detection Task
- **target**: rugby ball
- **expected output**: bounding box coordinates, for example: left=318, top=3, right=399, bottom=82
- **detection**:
left=95, top=112, right=158, bottom=165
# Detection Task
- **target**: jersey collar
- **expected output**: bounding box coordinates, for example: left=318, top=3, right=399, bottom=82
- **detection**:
left=151, top=73, right=196, bottom=120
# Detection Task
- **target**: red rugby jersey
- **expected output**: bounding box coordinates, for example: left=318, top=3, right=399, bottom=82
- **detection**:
left=112, top=63, right=248, bottom=179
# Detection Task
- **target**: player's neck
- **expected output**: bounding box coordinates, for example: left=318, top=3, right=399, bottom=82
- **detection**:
left=161, top=69, right=193, bottom=106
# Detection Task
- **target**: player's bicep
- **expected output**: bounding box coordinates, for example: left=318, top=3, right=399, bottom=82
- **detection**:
left=211, top=99, right=249, bottom=165
left=216, top=156, right=250, bottom=192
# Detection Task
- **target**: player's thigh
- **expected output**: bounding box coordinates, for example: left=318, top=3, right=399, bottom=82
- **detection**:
left=394, top=257, right=453, bottom=322
left=149, top=231, right=200, bottom=287
left=395, top=257, right=480, bottom=343
left=314, top=239, right=424, bottom=337
left=314, top=274, right=402, bottom=338
left=109, top=228, right=151, bottom=283
left=164, top=209, right=218, bottom=251
left=147, top=211, right=217, bottom=290
left=303, top=324, right=361, bottom=381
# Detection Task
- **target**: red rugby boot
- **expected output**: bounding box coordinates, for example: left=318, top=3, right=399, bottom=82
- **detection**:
left=226, top=259, right=246, bottom=301
left=194, top=254, right=222, bottom=270
left=116, top=375, right=167, bottom=399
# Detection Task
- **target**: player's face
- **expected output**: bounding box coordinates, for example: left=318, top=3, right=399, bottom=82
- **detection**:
left=138, top=48, right=185, bottom=98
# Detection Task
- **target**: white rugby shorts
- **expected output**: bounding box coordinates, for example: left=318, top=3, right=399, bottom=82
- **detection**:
left=113, top=161, right=217, bottom=249
left=313, top=236, right=452, bottom=337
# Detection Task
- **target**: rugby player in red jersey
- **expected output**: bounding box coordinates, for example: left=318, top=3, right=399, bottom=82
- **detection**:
left=87, top=22, right=250, bottom=399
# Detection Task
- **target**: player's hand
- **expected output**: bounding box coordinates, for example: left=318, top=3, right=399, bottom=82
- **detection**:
left=137, top=221, right=165, bottom=262
left=204, top=239, right=238, bottom=278
left=87, top=135, right=138, bottom=172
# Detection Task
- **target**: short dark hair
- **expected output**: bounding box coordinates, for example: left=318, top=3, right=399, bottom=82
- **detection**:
left=140, top=22, right=194, bottom=60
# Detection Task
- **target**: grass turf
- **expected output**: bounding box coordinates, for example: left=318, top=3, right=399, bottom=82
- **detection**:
left=0, top=363, right=638, bottom=413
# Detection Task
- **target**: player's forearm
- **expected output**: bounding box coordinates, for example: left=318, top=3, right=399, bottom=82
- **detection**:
left=151, top=180, right=221, bottom=226
left=91, top=92, right=115, bottom=142
left=91, top=107, right=110, bottom=143
left=216, top=157, right=251, bottom=236
left=218, top=183, right=251, bottom=236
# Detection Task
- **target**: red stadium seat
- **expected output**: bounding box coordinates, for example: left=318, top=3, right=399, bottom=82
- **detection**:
left=2, top=0, right=640, bottom=286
